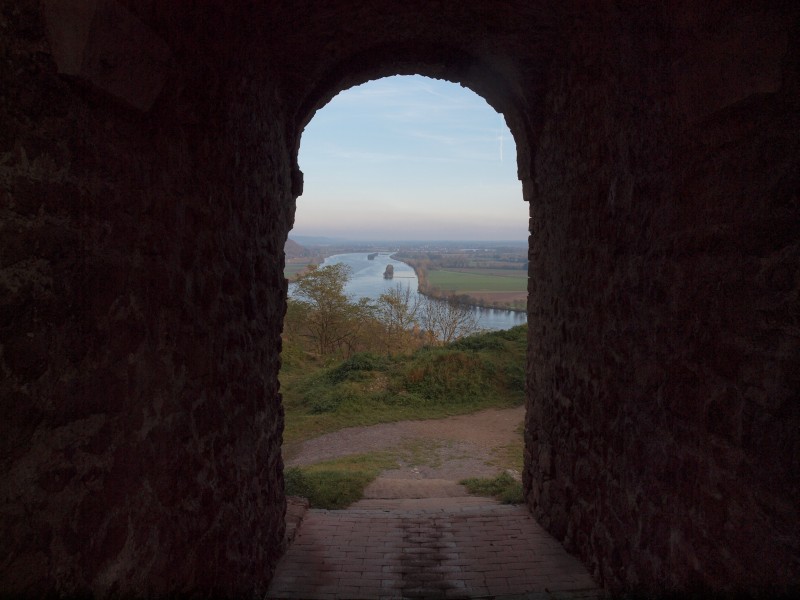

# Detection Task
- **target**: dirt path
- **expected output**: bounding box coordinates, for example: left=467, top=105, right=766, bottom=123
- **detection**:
left=284, top=406, right=525, bottom=485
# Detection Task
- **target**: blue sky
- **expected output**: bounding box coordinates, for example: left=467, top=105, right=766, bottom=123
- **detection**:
left=293, top=75, right=527, bottom=242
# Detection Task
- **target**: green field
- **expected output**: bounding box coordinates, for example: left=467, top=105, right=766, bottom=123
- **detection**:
left=427, top=269, right=527, bottom=292
left=449, top=268, right=528, bottom=278
left=284, top=263, right=309, bottom=278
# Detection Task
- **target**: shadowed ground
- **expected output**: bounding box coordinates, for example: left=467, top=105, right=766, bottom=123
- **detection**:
left=270, top=408, right=603, bottom=599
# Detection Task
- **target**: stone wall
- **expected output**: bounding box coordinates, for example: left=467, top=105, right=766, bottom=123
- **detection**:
left=524, top=2, right=799, bottom=594
left=1, top=0, right=798, bottom=596
left=1, top=1, right=291, bottom=595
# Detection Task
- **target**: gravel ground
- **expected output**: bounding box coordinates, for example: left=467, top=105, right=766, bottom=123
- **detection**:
left=284, top=406, right=525, bottom=483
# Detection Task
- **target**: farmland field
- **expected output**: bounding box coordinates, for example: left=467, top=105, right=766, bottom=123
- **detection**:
left=447, top=267, right=528, bottom=278
left=284, top=262, right=310, bottom=278
left=427, top=269, right=527, bottom=293
left=466, top=291, right=527, bottom=305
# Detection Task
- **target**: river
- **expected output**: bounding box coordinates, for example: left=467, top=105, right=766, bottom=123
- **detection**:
left=289, top=252, right=527, bottom=332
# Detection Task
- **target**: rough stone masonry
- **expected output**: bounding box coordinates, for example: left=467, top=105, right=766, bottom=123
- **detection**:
left=1, top=0, right=798, bottom=597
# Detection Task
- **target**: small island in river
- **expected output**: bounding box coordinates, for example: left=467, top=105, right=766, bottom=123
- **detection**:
left=383, top=264, right=394, bottom=279
left=367, top=252, right=378, bottom=260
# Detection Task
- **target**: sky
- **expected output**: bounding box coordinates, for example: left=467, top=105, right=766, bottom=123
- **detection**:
left=293, top=75, right=527, bottom=242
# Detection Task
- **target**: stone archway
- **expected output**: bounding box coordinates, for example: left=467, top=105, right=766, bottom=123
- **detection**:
left=290, top=49, right=538, bottom=199
left=2, top=1, right=798, bottom=597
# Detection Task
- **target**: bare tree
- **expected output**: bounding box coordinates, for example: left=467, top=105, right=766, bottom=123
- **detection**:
left=376, top=284, right=419, bottom=354
left=419, top=296, right=480, bottom=344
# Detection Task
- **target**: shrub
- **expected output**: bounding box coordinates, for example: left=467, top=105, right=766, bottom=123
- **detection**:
left=450, top=334, right=504, bottom=351
left=402, top=351, right=486, bottom=402
left=503, top=362, right=526, bottom=393
left=328, top=352, right=386, bottom=383
left=309, top=392, right=342, bottom=414
left=499, top=480, right=524, bottom=504
left=307, top=381, right=363, bottom=413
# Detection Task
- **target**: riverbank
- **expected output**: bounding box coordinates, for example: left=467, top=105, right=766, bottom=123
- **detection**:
left=287, top=252, right=526, bottom=330
left=284, top=255, right=324, bottom=281
left=397, top=255, right=527, bottom=313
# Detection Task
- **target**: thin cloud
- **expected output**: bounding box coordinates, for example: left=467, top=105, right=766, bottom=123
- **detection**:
left=304, top=142, right=461, bottom=165
left=295, top=75, right=526, bottom=241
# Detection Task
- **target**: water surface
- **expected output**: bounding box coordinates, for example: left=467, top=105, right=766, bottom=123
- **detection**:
left=290, top=253, right=526, bottom=331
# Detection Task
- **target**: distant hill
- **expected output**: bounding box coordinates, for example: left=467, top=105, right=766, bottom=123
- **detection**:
left=288, top=235, right=345, bottom=246
left=285, top=238, right=311, bottom=259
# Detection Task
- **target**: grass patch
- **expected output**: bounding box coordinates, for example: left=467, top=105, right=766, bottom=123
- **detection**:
left=490, top=422, right=524, bottom=473
left=284, top=451, right=398, bottom=509
left=460, top=472, right=524, bottom=504
left=427, top=269, right=527, bottom=293
left=284, top=443, right=453, bottom=509
left=284, top=469, right=369, bottom=510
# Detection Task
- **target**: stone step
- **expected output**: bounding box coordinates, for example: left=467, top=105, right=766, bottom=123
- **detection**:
left=350, top=495, right=501, bottom=511
left=362, top=477, right=474, bottom=500
left=283, top=496, right=310, bottom=545
left=269, top=502, right=604, bottom=599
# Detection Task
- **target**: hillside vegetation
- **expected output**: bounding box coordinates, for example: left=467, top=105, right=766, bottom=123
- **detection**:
left=280, top=262, right=527, bottom=508
left=280, top=324, right=527, bottom=445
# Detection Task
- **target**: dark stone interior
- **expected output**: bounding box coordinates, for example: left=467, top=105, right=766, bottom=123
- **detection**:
left=1, top=1, right=797, bottom=596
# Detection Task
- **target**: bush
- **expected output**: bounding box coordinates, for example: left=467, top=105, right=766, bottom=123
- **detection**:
left=309, top=391, right=343, bottom=414
left=306, top=381, right=364, bottom=413
left=503, top=362, right=526, bottom=393
left=499, top=480, right=524, bottom=504
left=328, top=352, right=386, bottom=383
left=448, top=324, right=525, bottom=351
left=403, top=351, right=486, bottom=402
left=450, top=334, right=504, bottom=351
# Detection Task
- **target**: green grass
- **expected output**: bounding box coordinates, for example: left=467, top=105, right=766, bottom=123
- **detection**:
left=427, top=269, right=527, bottom=292
left=285, top=451, right=398, bottom=509
left=284, top=441, right=458, bottom=509
left=280, top=325, right=527, bottom=445
left=460, top=472, right=524, bottom=504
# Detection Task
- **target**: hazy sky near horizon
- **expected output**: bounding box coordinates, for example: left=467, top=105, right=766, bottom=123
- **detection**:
left=293, top=75, right=527, bottom=242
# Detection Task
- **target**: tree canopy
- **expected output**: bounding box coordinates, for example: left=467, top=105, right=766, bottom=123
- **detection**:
left=285, top=263, right=481, bottom=359
left=290, top=264, right=372, bottom=355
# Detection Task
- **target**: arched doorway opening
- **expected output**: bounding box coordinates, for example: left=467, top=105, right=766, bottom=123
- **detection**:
left=268, top=72, right=595, bottom=599
left=280, top=72, right=529, bottom=488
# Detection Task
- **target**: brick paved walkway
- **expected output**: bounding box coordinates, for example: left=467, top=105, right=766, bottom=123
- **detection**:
left=267, top=497, right=603, bottom=599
